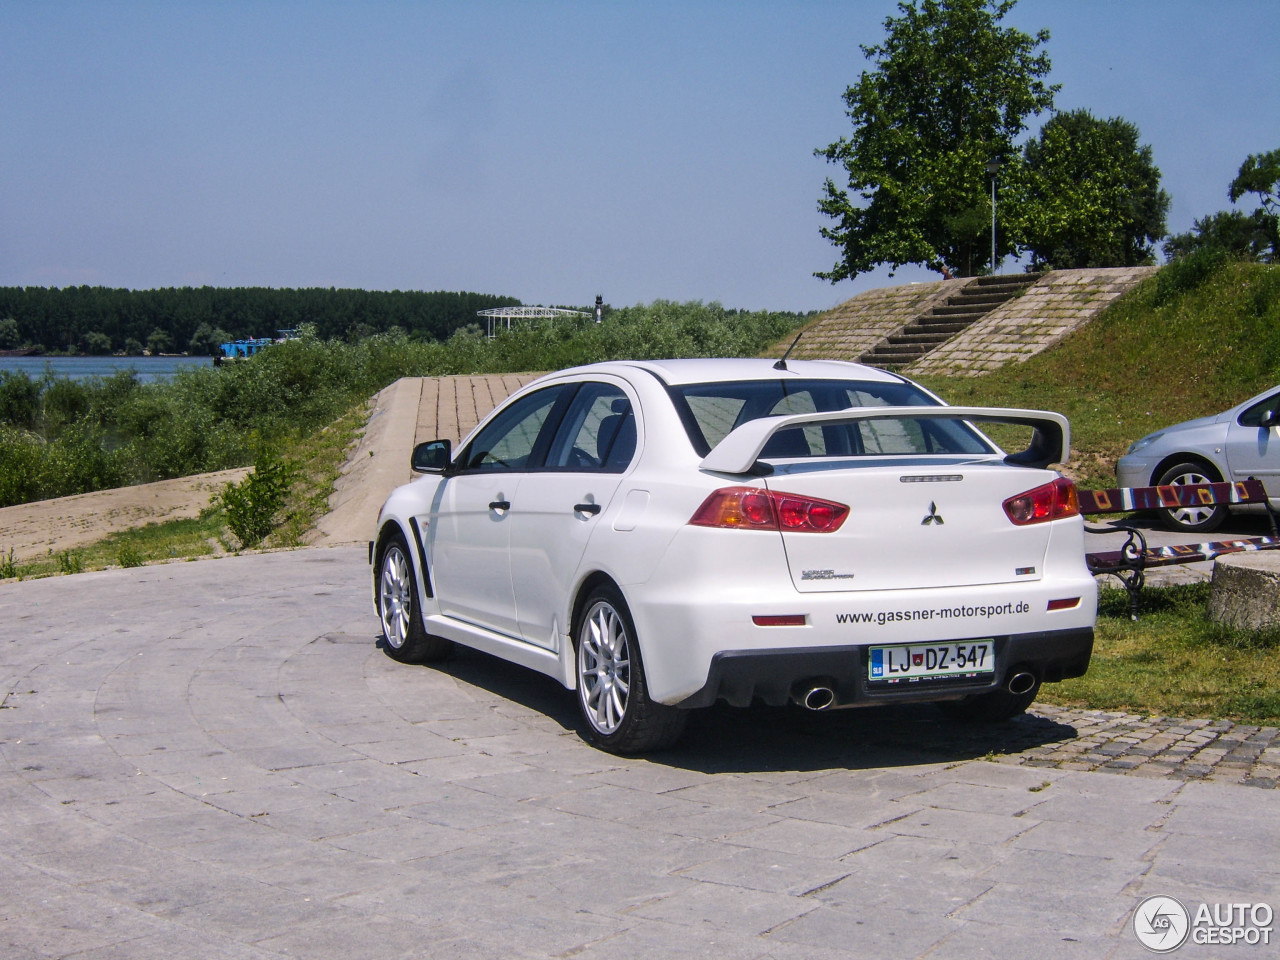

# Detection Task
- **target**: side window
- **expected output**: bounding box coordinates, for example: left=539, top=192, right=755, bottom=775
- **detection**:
left=458, top=386, right=565, bottom=472
left=1239, top=393, right=1280, bottom=427
left=547, top=384, right=636, bottom=472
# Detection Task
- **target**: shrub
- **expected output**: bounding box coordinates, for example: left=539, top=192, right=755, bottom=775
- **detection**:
left=40, top=376, right=90, bottom=432
left=116, top=542, right=144, bottom=568
left=1152, top=246, right=1232, bottom=305
left=220, top=452, right=293, bottom=548
left=0, top=427, right=45, bottom=507
left=0, top=372, right=40, bottom=428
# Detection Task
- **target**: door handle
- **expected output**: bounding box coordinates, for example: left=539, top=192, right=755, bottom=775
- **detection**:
left=489, top=499, right=511, bottom=512
left=574, top=502, right=602, bottom=516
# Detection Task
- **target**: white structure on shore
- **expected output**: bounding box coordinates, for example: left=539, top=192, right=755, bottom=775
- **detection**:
left=476, top=306, right=588, bottom=339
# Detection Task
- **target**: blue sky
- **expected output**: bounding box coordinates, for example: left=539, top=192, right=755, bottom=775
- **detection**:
left=2, top=1, right=1276, bottom=313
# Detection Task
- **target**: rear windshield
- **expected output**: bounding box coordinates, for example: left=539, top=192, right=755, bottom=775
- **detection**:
left=669, top=379, right=994, bottom=458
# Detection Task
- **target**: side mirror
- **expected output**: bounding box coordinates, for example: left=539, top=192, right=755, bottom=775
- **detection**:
left=1260, top=410, right=1280, bottom=429
left=411, top=439, right=451, bottom=473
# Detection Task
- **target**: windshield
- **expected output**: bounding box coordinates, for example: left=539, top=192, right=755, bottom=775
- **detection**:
left=668, top=379, right=994, bottom=458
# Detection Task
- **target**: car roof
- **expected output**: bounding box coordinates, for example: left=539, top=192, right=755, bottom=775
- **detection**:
left=555, top=357, right=908, bottom=387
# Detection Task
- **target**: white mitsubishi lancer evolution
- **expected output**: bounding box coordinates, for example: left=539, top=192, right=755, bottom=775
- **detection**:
left=372, top=358, right=1096, bottom=753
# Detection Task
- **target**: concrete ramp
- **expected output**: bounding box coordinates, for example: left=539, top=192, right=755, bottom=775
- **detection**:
left=312, top=373, right=541, bottom=547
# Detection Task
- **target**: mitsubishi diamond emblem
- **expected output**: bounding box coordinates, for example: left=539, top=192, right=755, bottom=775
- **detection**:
left=921, top=502, right=944, bottom=526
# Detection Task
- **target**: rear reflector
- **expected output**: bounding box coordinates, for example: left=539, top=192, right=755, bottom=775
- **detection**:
left=752, top=614, right=807, bottom=627
left=690, top=487, right=849, bottom=533
left=1004, top=477, right=1081, bottom=526
left=1047, top=597, right=1081, bottom=611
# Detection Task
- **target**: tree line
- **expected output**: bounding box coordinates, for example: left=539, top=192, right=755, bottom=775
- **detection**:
left=0, top=286, right=522, bottom=356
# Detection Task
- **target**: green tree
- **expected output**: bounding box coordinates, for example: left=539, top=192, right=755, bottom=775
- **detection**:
left=146, top=327, right=174, bottom=356
left=188, top=322, right=232, bottom=357
left=0, top=318, right=20, bottom=350
left=1229, top=149, right=1280, bottom=215
left=1228, top=149, right=1279, bottom=262
left=816, top=0, right=1056, bottom=281
left=1017, top=110, right=1169, bottom=269
left=81, top=331, right=113, bottom=355
left=1164, top=149, right=1279, bottom=263
left=1164, top=210, right=1273, bottom=262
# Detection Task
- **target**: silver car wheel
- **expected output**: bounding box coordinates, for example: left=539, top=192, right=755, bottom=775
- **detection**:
left=1172, top=465, right=1218, bottom=527
left=578, top=599, right=631, bottom=736
left=379, top=544, right=413, bottom=651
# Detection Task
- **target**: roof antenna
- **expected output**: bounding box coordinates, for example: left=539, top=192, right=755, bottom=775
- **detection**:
left=773, top=332, right=803, bottom=370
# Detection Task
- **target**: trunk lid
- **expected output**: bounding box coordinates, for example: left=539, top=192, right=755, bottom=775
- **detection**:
left=763, top=459, right=1055, bottom=593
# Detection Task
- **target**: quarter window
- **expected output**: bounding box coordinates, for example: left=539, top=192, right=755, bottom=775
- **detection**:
left=546, top=384, right=636, bottom=472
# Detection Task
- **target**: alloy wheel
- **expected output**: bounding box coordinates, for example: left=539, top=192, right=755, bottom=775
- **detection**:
left=379, top=545, right=412, bottom=651
left=578, top=599, right=631, bottom=736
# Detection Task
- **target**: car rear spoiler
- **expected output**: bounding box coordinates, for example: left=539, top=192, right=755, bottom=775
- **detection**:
left=698, top=406, right=1071, bottom=475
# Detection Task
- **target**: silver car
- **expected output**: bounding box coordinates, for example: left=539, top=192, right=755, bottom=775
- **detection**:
left=1116, top=386, right=1280, bottom=532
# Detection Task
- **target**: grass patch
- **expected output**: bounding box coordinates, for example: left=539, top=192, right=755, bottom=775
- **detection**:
left=1039, top=583, right=1280, bottom=725
left=269, top=401, right=368, bottom=548
left=5, top=512, right=230, bottom=580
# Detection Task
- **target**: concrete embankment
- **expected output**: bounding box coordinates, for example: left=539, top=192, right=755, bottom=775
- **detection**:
left=312, top=373, right=539, bottom=547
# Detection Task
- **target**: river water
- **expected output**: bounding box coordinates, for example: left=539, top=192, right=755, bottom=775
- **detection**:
left=0, top=355, right=213, bottom=383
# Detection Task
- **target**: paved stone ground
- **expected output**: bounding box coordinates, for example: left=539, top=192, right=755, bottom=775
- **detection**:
left=2, top=548, right=1277, bottom=958
left=997, top=707, right=1280, bottom=787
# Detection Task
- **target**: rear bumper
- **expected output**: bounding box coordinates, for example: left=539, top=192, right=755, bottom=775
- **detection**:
left=674, top=627, right=1093, bottom=709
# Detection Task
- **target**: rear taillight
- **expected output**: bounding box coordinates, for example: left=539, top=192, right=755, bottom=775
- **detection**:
left=1003, top=477, right=1080, bottom=526
left=690, top=486, right=849, bottom=533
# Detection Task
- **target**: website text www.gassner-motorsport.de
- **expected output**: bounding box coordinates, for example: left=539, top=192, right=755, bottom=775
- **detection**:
left=837, top=601, right=1031, bottom=626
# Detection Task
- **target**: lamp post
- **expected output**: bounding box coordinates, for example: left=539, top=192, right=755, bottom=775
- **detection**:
left=986, top=157, right=1002, bottom=275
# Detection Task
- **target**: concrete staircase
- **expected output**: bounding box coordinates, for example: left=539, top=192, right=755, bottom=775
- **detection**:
left=859, top=274, right=1041, bottom=369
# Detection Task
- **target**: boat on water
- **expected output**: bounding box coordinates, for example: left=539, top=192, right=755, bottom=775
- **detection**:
left=214, top=329, right=299, bottom=366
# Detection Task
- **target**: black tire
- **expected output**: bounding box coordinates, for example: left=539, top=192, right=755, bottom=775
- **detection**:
left=935, top=678, right=1041, bottom=722
left=574, top=584, right=687, bottom=754
left=1156, top=461, right=1227, bottom=533
left=376, top=533, right=452, bottom=664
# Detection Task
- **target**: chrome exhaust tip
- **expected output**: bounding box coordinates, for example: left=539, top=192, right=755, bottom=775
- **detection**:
left=792, top=679, right=838, bottom=711
left=1006, top=671, right=1037, bottom=696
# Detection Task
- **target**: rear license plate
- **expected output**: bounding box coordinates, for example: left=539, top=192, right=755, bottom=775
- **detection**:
left=869, top=642, right=994, bottom=682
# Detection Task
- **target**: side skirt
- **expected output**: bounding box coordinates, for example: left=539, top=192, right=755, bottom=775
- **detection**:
left=422, top=614, right=572, bottom=689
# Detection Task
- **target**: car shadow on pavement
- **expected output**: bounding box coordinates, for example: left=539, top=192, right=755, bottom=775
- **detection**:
left=665, top=701, right=1079, bottom=775
left=414, top=644, right=1079, bottom=775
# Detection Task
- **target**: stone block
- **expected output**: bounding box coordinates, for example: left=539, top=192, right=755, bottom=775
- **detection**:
left=1206, top=551, right=1280, bottom=631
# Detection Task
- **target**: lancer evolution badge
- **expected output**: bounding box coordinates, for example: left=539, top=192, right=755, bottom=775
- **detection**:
left=921, top=502, right=944, bottom=526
